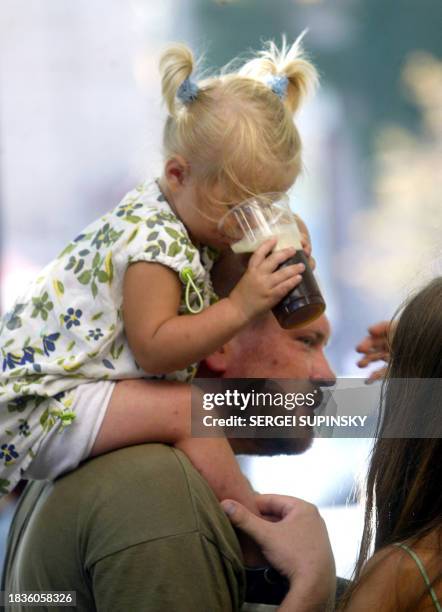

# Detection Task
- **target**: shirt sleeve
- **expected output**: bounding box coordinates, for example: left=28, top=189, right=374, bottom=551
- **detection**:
left=91, top=531, right=243, bottom=612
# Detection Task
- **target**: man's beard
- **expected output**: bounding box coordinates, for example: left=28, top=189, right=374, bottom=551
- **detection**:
left=230, top=434, right=313, bottom=456
left=228, top=382, right=327, bottom=456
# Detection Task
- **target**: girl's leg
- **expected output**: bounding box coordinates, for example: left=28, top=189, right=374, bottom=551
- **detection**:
left=91, top=379, right=258, bottom=512
left=91, top=379, right=192, bottom=453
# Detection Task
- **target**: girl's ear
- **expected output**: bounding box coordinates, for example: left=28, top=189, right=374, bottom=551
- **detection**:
left=203, top=346, right=228, bottom=374
left=164, top=156, right=190, bottom=190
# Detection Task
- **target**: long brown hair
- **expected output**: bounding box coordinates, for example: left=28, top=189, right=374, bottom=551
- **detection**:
left=342, top=278, right=442, bottom=609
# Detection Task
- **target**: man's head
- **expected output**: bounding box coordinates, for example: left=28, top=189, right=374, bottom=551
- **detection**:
left=200, top=251, right=335, bottom=455
left=204, top=312, right=333, bottom=381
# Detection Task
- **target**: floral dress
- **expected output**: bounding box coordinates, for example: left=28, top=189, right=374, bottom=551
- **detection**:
left=0, top=180, right=218, bottom=495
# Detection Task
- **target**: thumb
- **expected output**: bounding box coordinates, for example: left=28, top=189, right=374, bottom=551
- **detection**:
left=221, top=500, right=269, bottom=544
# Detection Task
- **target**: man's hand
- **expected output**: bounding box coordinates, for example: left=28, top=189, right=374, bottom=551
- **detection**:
left=228, top=238, right=305, bottom=322
left=356, top=321, right=395, bottom=384
left=221, top=495, right=336, bottom=611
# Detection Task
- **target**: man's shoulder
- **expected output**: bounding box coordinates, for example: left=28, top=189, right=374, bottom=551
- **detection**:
left=4, top=446, right=245, bottom=610
left=75, top=443, right=196, bottom=493
left=59, top=443, right=215, bottom=532
left=15, top=444, right=241, bottom=566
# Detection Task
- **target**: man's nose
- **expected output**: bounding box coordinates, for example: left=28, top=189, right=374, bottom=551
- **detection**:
left=311, top=353, right=336, bottom=386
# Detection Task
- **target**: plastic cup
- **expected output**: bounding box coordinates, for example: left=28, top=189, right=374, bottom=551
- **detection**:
left=218, top=193, right=326, bottom=328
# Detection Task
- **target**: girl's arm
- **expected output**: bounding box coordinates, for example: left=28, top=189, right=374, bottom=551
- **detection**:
left=123, top=239, right=304, bottom=374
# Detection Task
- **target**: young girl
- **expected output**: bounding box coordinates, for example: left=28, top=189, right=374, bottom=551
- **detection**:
left=0, top=36, right=318, bottom=511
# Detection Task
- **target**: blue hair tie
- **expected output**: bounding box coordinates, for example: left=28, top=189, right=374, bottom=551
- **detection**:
left=264, top=74, right=289, bottom=100
left=177, top=77, right=199, bottom=104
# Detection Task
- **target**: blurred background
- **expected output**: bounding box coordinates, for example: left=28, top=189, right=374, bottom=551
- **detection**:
left=0, top=0, right=441, bottom=581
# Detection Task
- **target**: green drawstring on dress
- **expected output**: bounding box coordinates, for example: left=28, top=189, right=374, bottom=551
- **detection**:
left=180, top=267, right=204, bottom=314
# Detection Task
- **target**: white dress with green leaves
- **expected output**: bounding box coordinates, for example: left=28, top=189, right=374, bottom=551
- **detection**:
left=0, top=180, right=218, bottom=495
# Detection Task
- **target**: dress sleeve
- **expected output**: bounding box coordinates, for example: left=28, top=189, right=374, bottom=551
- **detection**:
left=126, top=208, right=202, bottom=285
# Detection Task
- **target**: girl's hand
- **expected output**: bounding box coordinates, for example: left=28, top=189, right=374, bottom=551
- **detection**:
left=228, top=238, right=305, bottom=322
left=221, top=495, right=336, bottom=606
left=294, top=214, right=316, bottom=271
left=356, top=320, right=395, bottom=384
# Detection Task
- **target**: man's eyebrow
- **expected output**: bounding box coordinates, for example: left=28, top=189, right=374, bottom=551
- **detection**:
left=292, top=329, right=329, bottom=345
left=311, top=330, right=328, bottom=345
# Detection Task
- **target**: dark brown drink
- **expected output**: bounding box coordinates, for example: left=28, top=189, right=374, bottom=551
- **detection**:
left=273, top=250, right=326, bottom=329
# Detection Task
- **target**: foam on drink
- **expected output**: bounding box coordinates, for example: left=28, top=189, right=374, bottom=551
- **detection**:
left=231, top=222, right=302, bottom=254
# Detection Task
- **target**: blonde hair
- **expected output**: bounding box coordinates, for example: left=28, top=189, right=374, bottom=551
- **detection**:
left=159, top=34, right=318, bottom=205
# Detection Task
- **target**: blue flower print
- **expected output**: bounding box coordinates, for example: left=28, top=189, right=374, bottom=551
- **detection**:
left=88, top=328, right=104, bottom=341
left=63, top=308, right=83, bottom=330
left=91, top=223, right=112, bottom=249
left=88, top=222, right=124, bottom=254
left=116, top=201, right=143, bottom=219
left=20, top=346, right=35, bottom=365
left=2, top=346, right=34, bottom=371
left=2, top=352, right=23, bottom=372
left=0, top=444, right=19, bottom=465
left=91, top=222, right=123, bottom=250
left=42, top=333, right=60, bottom=356
left=18, top=420, right=30, bottom=437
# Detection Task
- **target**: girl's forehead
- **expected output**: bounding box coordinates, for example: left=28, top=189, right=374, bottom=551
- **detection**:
left=205, top=164, right=297, bottom=202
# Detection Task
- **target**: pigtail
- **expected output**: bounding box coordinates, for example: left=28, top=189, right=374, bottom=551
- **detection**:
left=279, top=32, right=318, bottom=114
left=160, top=36, right=318, bottom=203
left=159, top=43, right=195, bottom=116
left=240, top=32, right=318, bottom=114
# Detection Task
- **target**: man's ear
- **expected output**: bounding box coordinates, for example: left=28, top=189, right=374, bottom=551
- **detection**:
left=164, top=156, right=190, bottom=191
left=203, top=346, right=228, bottom=374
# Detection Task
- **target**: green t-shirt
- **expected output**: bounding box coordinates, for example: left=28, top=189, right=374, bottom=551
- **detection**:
left=2, top=444, right=245, bottom=611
